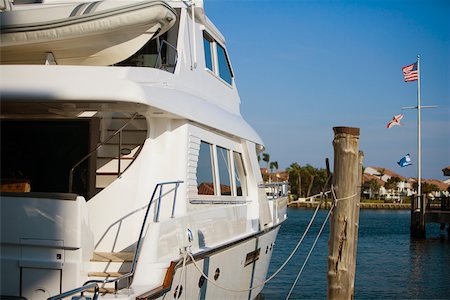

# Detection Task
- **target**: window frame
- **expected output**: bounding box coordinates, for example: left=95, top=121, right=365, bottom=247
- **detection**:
left=203, top=32, right=214, bottom=72
left=196, top=141, right=216, bottom=196
left=202, top=31, right=234, bottom=86
left=232, top=151, right=248, bottom=197
left=215, top=145, right=233, bottom=196
left=193, top=137, right=248, bottom=202
left=216, top=43, right=233, bottom=85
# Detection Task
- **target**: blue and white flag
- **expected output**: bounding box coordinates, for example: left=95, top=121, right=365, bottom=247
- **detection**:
left=397, top=154, right=412, bottom=167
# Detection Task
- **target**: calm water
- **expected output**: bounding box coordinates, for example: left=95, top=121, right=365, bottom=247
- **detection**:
left=260, top=208, right=450, bottom=299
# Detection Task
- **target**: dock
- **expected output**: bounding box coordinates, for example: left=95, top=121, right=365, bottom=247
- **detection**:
left=425, top=197, right=450, bottom=224
left=411, top=196, right=450, bottom=237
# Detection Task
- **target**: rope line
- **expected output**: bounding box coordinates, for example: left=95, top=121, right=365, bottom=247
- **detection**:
left=285, top=185, right=357, bottom=298
left=331, top=184, right=357, bottom=204
left=285, top=202, right=335, bottom=299
left=181, top=185, right=357, bottom=295
left=183, top=198, right=325, bottom=293
left=173, top=249, right=188, bottom=297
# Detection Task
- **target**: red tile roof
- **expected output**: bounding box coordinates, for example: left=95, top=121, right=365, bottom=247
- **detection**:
left=367, top=166, right=406, bottom=181
left=363, top=173, right=385, bottom=186
left=423, top=179, right=450, bottom=191
left=197, top=183, right=214, bottom=195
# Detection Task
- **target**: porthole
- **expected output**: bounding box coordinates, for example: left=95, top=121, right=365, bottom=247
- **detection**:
left=174, top=285, right=183, bottom=299
left=198, top=275, right=206, bottom=288
left=214, top=268, right=220, bottom=280
left=120, top=148, right=131, bottom=155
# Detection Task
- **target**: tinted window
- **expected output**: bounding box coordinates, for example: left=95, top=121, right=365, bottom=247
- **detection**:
left=217, top=146, right=231, bottom=196
left=197, top=141, right=215, bottom=195
left=203, top=33, right=213, bottom=71
left=217, top=44, right=233, bottom=85
left=233, top=152, right=247, bottom=196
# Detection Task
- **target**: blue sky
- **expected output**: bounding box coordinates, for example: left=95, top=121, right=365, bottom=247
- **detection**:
left=205, top=0, right=450, bottom=180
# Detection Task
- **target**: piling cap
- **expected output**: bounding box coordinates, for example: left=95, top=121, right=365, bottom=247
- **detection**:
left=333, top=126, right=360, bottom=136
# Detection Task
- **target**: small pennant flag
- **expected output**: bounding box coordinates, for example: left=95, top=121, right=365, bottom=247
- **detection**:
left=402, top=62, right=418, bottom=82
left=387, top=114, right=404, bottom=128
left=398, top=154, right=412, bottom=167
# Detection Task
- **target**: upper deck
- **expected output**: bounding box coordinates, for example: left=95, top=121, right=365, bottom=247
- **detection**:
left=0, top=0, right=262, bottom=145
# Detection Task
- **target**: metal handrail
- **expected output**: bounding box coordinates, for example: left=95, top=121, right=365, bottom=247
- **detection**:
left=260, top=182, right=289, bottom=199
left=68, top=113, right=138, bottom=193
left=84, top=180, right=183, bottom=290
left=48, top=181, right=183, bottom=299
left=47, top=282, right=99, bottom=300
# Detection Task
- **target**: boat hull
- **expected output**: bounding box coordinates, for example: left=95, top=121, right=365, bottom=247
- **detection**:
left=136, top=225, right=283, bottom=300
left=185, top=227, right=278, bottom=299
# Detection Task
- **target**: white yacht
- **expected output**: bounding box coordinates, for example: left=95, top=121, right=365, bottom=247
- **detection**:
left=0, top=0, right=288, bottom=299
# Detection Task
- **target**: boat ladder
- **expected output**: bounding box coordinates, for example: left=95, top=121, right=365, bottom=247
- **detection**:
left=49, top=180, right=183, bottom=300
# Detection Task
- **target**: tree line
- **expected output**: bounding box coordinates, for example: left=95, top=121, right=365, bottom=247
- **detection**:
left=259, top=152, right=329, bottom=199
left=286, top=163, right=329, bottom=199
left=261, top=152, right=448, bottom=202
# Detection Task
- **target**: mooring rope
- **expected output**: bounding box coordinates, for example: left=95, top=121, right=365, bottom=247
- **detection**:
left=285, top=202, right=335, bottom=299
left=285, top=185, right=357, bottom=299
left=183, top=196, right=325, bottom=293
left=182, top=185, right=358, bottom=295
left=173, top=248, right=188, bottom=297
left=331, top=184, right=357, bottom=204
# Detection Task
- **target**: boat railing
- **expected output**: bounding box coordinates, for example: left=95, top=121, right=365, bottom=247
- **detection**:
left=48, top=180, right=183, bottom=300
left=155, top=39, right=178, bottom=72
left=426, top=195, right=450, bottom=211
left=260, top=182, right=289, bottom=200
left=68, top=113, right=138, bottom=194
left=47, top=282, right=99, bottom=300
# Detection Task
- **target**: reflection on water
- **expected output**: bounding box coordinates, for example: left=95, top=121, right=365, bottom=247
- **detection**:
left=261, top=208, right=450, bottom=300
left=409, top=236, right=450, bottom=299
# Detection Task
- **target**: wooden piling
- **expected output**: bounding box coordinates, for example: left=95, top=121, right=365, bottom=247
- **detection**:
left=327, top=127, right=362, bottom=300
left=411, top=195, right=426, bottom=238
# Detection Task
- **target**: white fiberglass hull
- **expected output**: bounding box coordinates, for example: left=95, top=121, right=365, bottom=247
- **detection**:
left=155, top=226, right=282, bottom=300
left=0, top=0, right=176, bottom=65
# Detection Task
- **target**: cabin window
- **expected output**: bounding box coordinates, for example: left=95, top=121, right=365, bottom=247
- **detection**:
left=217, top=146, right=232, bottom=196
left=217, top=44, right=233, bottom=85
left=194, top=137, right=248, bottom=199
left=203, top=31, right=234, bottom=85
left=197, top=141, right=215, bottom=195
left=203, top=33, right=214, bottom=71
left=233, top=152, right=247, bottom=196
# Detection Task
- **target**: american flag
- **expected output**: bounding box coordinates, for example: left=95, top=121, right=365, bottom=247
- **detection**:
left=402, top=62, right=418, bottom=82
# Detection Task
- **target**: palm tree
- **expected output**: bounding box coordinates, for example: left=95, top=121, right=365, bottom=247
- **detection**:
left=270, top=161, right=278, bottom=180
left=269, top=161, right=278, bottom=182
left=262, top=153, right=270, bottom=181
left=367, top=179, right=380, bottom=199
left=287, top=163, right=302, bottom=197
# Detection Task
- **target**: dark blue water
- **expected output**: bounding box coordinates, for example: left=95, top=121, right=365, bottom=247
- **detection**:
left=261, top=208, right=450, bottom=299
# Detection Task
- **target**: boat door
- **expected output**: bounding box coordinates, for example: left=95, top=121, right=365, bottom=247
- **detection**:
left=0, top=118, right=99, bottom=198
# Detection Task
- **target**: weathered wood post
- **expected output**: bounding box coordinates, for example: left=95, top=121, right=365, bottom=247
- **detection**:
left=327, top=127, right=362, bottom=300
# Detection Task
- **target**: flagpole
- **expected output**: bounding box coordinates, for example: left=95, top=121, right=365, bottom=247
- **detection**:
left=400, top=56, right=437, bottom=237
left=417, top=54, right=421, bottom=201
